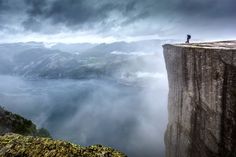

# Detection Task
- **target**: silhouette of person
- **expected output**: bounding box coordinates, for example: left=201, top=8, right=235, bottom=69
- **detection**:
left=186, top=34, right=191, bottom=43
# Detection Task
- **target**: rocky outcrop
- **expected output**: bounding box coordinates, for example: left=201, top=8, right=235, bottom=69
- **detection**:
left=0, top=133, right=126, bottom=157
left=163, top=41, right=236, bottom=157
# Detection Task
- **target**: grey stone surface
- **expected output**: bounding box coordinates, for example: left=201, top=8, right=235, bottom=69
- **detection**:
left=163, top=41, right=236, bottom=157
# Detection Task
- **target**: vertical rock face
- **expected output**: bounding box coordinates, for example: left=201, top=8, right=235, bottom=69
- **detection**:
left=163, top=41, right=236, bottom=157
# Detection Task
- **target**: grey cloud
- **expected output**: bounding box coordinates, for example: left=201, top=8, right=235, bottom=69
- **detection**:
left=46, top=0, right=110, bottom=26
left=25, top=0, right=47, bottom=16
left=0, top=0, right=7, bottom=11
left=23, top=0, right=141, bottom=30
left=0, top=0, right=26, bottom=32
left=22, top=17, right=42, bottom=32
left=23, top=0, right=236, bottom=30
left=0, top=0, right=235, bottom=37
left=173, top=0, right=236, bottom=18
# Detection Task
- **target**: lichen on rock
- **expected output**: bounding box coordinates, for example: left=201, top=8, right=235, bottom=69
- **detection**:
left=0, top=133, right=127, bottom=157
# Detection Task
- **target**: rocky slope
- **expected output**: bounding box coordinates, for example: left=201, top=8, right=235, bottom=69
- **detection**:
left=0, top=106, right=50, bottom=137
left=163, top=41, right=236, bottom=157
left=0, top=107, right=126, bottom=157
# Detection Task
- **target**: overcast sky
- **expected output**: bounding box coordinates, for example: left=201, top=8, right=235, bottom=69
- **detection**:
left=0, top=0, right=235, bottom=43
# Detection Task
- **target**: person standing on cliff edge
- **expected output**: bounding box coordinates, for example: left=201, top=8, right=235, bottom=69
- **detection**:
left=186, top=34, right=191, bottom=43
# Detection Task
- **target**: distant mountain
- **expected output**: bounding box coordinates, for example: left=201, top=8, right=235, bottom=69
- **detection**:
left=10, top=47, right=139, bottom=79
left=0, top=39, right=167, bottom=81
left=79, top=39, right=164, bottom=57
left=50, top=43, right=97, bottom=54
left=0, top=42, right=45, bottom=74
left=12, top=48, right=84, bottom=78
left=0, top=42, right=45, bottom=59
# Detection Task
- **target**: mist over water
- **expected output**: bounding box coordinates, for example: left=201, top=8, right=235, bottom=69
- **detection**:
left=0, top=42, right=168, bottom=157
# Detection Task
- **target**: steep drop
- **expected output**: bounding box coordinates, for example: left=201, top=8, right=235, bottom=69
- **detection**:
left=163, top=41, right=236, bottom=157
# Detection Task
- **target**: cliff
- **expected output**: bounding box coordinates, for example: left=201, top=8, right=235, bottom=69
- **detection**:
left=0, top=107, right=126, bottom=157
left=163, top=41, right=236, bottom=157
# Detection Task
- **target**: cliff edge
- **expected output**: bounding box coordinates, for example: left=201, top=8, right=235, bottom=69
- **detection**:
left=163, top=41, right=236, bottom=157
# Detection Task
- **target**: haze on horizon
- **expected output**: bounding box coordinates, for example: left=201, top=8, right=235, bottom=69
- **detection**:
left=0, top=0, right=235, bottom=43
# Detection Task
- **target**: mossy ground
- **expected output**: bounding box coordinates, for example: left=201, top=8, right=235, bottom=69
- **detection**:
left=0, top=133, right=127, bottom=157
